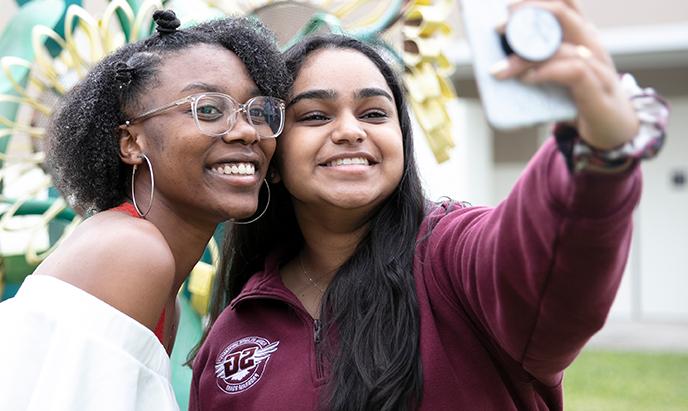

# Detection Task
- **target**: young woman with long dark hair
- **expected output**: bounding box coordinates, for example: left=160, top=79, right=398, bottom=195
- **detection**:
left=0, top=10, right=288, bottom=410
left=190, top=1, right=668, bottom=409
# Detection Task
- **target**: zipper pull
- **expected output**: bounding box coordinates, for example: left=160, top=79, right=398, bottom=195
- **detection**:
left=313, top=319, right=322, bottom=344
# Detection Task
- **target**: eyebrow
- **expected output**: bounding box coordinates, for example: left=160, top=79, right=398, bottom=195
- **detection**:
left=354, top=87, right=393, bottom=102
left=288, top=87, right=393, bottom=107
left=180, top=82, right=260, bottom=97
left=288, top=89, right=337, bottom=107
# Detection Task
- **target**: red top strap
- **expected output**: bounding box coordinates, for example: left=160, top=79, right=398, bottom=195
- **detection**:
left=110, top=202, right=140, bottom=218
left=154, top=309, right=166, bottom=345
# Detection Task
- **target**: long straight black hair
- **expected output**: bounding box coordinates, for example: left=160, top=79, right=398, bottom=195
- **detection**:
left=194, top=34, right=427, bottom=411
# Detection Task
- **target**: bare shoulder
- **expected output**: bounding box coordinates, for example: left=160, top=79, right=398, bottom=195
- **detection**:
left=35, top=211, right=176, bottom=330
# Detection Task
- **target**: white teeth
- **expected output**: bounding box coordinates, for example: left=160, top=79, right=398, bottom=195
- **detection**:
left=212, top=162, right=255, bottom=175
left=327, top=157, right=369, bottom=167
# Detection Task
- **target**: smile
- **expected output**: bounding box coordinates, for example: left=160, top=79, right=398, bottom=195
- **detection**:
left=210, top=162, right=256, bottom=176
left=325, top=157, right=370, bottom=167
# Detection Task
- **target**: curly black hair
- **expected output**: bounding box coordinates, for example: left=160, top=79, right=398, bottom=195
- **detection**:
left=46, top=11, right=289, bottom=214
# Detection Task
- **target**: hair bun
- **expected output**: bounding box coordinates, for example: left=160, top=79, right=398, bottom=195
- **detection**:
left=153, top=10, right=180, bottom=35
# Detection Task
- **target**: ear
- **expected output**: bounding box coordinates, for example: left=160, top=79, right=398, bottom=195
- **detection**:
left=118, top=124, right=144, bottom=166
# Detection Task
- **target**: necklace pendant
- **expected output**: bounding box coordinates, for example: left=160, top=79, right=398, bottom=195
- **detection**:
left=299, top=254, right=326, bottom=293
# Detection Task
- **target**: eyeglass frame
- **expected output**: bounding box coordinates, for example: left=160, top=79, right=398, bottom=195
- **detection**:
left=122, top=92, right=286, bottom=139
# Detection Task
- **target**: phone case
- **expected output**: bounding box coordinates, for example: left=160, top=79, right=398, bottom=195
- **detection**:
left=459, top=0, right=577, bottom=130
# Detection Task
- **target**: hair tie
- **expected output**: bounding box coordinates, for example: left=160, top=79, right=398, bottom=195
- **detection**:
left=114, top=61, right=135, bottom=89
left=153, top=10, right=180, bottom=35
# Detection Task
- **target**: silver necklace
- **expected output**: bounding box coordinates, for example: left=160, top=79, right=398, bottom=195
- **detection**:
left=299, top=254, right=326, bottom=293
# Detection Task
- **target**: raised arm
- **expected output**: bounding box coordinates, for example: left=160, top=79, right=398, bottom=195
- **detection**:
left=426, top=135, right=642, bottom=386
left=424, top=0, right=670, bottom=385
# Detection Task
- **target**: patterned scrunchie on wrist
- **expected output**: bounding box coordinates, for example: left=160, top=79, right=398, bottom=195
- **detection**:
left=555, top=73, right=670, bottom=173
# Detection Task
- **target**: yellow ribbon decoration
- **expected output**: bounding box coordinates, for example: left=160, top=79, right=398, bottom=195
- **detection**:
left=402, top=0, right=458, bottom=163
left=187, top=236, right=220, bottom=316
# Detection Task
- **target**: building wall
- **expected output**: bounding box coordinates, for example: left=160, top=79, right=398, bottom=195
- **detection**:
left=579, top=0, right=688, bottom=27
left=636, top=97, right=688, bottom=320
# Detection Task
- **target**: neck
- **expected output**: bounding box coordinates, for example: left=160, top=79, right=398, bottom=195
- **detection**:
left=294, top=202, right=371, bottom=287
left=143, top=199, right=217, bottom=293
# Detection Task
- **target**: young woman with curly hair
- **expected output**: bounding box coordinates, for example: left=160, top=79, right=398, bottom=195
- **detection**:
left=0, top=10, right=288, bottom=410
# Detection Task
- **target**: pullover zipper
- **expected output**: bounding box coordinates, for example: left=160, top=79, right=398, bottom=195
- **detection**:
left=313, top=319, right=325, bottom=379
left=313, top=319, right=322, bottom=344
left=233, top=292, right=327, bottom=381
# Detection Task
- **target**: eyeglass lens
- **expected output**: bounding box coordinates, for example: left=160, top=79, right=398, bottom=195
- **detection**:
left=194, top=95, right=283, bottom=138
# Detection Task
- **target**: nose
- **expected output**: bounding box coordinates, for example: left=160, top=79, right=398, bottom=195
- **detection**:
left=221, top=111, right=258, bottom=145
left=330, top=113, right=366, bottom=144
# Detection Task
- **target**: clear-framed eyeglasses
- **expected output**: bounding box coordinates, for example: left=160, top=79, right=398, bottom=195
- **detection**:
left=123, top=92, right=286, bottom=139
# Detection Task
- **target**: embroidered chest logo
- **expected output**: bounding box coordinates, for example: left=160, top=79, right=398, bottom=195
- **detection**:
left=215, top=336, right=280, bottom=394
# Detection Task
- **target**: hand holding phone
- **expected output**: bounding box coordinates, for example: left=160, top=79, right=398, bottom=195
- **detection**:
left=459, top=0, right=577, bottom=130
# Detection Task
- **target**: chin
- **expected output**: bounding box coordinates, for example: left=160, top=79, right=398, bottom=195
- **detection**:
left=326, top=191, right=384, bottom=210
left=231, top=206, right=260, bottom=220
left=214, top=200, right=259, bottom=222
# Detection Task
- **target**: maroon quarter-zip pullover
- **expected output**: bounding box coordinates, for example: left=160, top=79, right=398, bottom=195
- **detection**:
left=191, top=138, right=641, bottom=410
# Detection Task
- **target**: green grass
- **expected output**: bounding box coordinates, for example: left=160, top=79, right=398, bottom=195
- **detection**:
left=564, top=350, right=688, bottom=411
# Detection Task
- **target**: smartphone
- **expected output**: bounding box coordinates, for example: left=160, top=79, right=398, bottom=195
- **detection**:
left=459, top=0, right=577, bottom=130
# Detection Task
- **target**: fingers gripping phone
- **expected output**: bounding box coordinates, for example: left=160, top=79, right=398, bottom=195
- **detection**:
left=459, top=0, right=577, bottom=130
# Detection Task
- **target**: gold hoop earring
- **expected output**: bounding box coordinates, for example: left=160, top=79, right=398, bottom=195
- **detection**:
left=131, top=154, right=155, bottom=217
left=231, top=179, right=270, bottom=225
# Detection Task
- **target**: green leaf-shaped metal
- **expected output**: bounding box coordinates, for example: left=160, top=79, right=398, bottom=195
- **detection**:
left=115, top=0, right=146, bottom=41
left=46, top=0, right=83, bottom=56
left=0, top=0, right=66, bottom=171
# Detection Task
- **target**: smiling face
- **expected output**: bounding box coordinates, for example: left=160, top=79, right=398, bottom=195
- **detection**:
left=277, top=48, right=404, bottom=216
left=125, top=44, right=276, bottom=224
